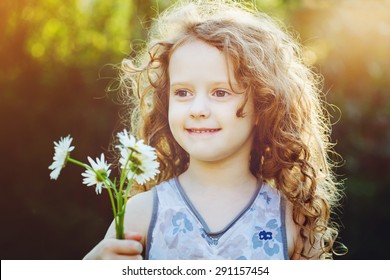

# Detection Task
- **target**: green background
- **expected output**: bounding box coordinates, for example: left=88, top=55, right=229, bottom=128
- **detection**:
left=1, top=0, right=389, bottom=259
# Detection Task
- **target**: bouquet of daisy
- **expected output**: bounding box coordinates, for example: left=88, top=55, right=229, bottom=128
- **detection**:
left=48, top=129, right=160, bottom=239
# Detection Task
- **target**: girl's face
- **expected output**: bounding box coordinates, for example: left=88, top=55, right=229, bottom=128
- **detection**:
left=168, top=39, right=256, bottom=164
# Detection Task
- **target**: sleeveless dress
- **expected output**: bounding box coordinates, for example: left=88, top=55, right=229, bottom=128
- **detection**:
left=146, top=177, right=288, bottom=260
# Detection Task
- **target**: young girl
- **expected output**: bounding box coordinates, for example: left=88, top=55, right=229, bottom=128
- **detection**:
left=84, top=0, right=344, bottom=260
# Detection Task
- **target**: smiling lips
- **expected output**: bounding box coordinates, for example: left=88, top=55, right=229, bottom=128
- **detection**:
left=186, top=128, right=221, bottom=134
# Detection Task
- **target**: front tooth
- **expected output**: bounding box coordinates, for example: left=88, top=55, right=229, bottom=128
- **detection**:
left=192, top=129, right=215, bottom=133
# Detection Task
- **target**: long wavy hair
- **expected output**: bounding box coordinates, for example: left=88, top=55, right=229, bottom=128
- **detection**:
left=118, top=0, right=345, bottom=259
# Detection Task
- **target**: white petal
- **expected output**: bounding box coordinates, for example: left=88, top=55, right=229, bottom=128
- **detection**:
left=48, top=135, right=75, bottom=180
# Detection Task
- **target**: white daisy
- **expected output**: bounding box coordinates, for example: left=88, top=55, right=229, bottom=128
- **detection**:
left=49, top=135, right=75, bottom=180
left=117, top=129, right=136, bottom=150
left=116, top=129, right=160, bottom=185
left=116, top=129, right=156, bottom=157
left=118, top=147, right=160, bottom=185
left=81, top=153, right=111, bottom=195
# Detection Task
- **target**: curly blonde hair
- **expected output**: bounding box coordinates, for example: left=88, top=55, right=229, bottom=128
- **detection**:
left=119, top=0, right=344, bottom=259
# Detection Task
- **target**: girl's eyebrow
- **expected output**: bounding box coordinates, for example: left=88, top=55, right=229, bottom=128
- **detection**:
left=169, top=82, right=189, bottom=87
left=170, top=81, right=239, bottom=88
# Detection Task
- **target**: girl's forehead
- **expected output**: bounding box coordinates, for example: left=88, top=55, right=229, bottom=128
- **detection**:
left=168, top=39, right=237, bottom=83
left=170, top=39, right=220, bottom=59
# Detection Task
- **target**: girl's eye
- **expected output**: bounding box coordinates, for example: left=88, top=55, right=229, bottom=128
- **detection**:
left=213, top=90, right=230, bottom=98
left=174, top=90, right=190, bottom=97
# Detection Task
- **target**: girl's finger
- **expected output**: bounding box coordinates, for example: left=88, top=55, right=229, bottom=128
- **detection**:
left=124, top=232, right=143, bottom=241
left=110, top=239, right=143, bottom=255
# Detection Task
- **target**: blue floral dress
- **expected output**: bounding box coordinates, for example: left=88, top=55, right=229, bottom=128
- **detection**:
left=146, top=178, right=288, bottom=260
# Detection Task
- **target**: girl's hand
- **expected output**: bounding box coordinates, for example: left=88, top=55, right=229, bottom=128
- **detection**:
left=83, top=232, right=143, bottom=260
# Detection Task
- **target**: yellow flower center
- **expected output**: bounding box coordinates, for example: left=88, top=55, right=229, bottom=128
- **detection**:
left=95, top=169, right=108, bottom=182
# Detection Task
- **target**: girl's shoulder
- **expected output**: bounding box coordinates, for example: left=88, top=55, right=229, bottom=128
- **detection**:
left=153, top=177, right=176, bottom=191
left=124, top=187, right=157, bottom=241
left=126, top=178, right=176, bottom=214
left=124, top=178, right=177, bottom=242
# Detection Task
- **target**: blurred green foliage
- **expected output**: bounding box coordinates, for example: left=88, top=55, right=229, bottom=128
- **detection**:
left=1, top=0, right=389, bottom=259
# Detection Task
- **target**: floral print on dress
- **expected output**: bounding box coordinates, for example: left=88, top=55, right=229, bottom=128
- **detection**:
left=252, top=218, right=282, bottom=256
left=259, top=191, right=271, bottom=204
left=172, top=211, right=193, bottom=235
left=148, top=179, right=287, bottom=260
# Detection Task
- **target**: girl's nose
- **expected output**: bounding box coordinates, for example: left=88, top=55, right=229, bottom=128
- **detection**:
left=189, top=94, right=210, bottom=119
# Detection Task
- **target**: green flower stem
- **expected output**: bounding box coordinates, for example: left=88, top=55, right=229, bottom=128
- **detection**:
left=67, top=157, right=89, bottom=169
left=119, top=151, right=134, bottom=195
left=67, top=155, right=138, bottom=240
left=116, top=212, right=125, bottom=239
left=105, top=182, right=118, bottom=222
left=115, top=153, right=137, bottom=240
left=68, top=157, right=119, bottom=219
left=123, top=174, right=135, bottom=203
left=116, top=174, right=136, bottom=239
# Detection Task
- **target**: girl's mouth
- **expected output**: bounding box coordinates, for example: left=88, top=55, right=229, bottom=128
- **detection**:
left=186, top=128, right=221, bottom=134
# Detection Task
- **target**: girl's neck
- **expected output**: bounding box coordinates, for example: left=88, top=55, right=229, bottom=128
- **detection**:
left=179, top=157, right=257, bottom=192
